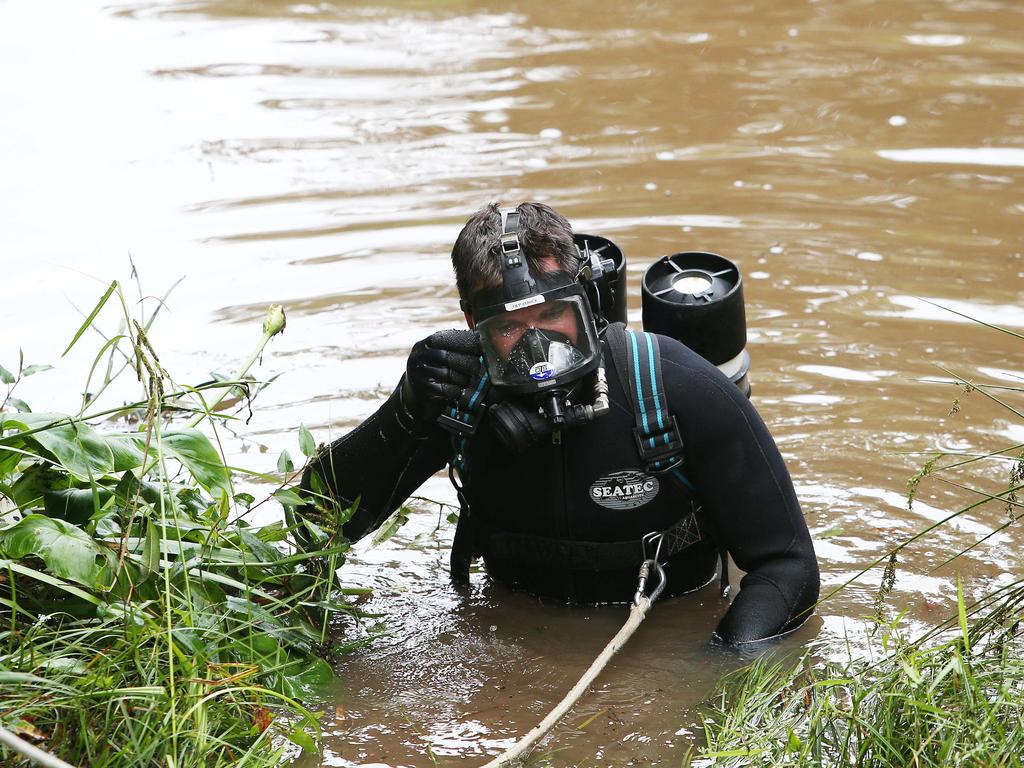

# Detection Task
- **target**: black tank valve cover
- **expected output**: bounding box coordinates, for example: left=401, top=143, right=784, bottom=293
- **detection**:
left=641, top=251, right=751, bottom=397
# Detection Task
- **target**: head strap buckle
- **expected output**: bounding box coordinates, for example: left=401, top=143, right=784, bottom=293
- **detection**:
left=499, top=207, right=522, bottom=259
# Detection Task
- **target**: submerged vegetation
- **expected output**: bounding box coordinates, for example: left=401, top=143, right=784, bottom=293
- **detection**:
left=696, top=317, right=1024, bottom=767
left=0, top=282, right=356, bottom=767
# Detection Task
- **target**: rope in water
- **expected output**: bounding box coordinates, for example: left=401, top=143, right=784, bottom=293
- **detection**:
left=478, top=594, right=656, bottom=768
left=0, top=725, right=79, bottom=768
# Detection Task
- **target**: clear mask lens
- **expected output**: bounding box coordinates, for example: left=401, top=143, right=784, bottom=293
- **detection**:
left=478, top=295, right=598, bottom=389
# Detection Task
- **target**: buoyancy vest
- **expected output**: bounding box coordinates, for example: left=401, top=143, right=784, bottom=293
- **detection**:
left=448, top=323, right=726, bottom=603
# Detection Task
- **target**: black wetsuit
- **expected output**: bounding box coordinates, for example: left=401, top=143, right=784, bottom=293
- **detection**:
left=304, top=332, right=820, bottom=644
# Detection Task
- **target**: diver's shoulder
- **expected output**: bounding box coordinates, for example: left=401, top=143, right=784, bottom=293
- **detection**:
left=651, top=331, right=748, bottom=403
left=650, top=331, right=719, bottom=372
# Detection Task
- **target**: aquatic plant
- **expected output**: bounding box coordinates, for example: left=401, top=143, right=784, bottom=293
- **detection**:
left=697, top=583, right=1024, bottom=767
left=695, top=314, right=1024, bottom=767
left=0, top=281, right=355, bottom=767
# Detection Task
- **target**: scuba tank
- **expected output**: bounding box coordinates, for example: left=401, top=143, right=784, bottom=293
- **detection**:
left=640, top=251, right=751, bottom=397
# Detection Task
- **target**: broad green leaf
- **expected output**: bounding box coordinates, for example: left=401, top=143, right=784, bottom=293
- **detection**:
left=106, top=434, right=145, bottom=471
left=162, top=429, right=232, bottom=496
left=3, top=413, right=114, bottom=481
left=44, top=488, right=111, bottom=525
left=0, top=514, right=113, bottom=588
left=371, top=507, right=409, bottom=547
left=6, top=397, right=31, bottom=413
left=279, top=655, right=333, bottom=701
left=224, top=596, right=319, bottom=651
left=63, top=280, right=117, bottom=357
left=787, top=729, right=802, bottom=752
left=0, top=364, right=14, bottom=385
left=287, top=727, right=317, bottom=754
left=0, top=442, right=33, bottom=479
left=298, top=424, right=316, bottom=458
left=256, top=521, right=287, bottom=542
left=236, top=527, right=286, bottom=566
left=274, top=488, right=303, bottom=508
left=10, top=464, right=64, bottom=510
left=22, top=364, right=53, bottom=377
left=277, top=449, right=294, bottom=474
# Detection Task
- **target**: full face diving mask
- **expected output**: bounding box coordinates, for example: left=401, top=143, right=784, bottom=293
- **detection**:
left=465, top=209, right=601, bottom=397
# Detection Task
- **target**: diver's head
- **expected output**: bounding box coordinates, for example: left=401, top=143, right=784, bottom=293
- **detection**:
left=451, top=202, right=580, bottom=324
left=451, top=203, right=600, bottom=396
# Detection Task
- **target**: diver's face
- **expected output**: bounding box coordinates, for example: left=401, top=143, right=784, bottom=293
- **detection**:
left=486, top=300, right=580, bottom=361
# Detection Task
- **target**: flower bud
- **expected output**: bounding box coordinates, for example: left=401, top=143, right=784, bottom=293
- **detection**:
left=263, top=304, right=286, bottom=337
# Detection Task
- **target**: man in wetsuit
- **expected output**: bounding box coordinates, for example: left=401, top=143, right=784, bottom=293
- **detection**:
left=302, top=202, right=819, bottom=645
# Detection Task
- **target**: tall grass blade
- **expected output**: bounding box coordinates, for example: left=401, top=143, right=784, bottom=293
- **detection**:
left=62, top=280, right=117, bottom=357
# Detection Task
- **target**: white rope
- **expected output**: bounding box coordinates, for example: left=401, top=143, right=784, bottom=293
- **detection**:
left=479, top=596, right=654, bottom=768
left=0, top=725, right=79, bottom=768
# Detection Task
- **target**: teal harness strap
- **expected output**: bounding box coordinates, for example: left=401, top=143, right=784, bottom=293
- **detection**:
left=623, top=329, right=689, bottom=479
left=617, top=327, right=729, bottom=593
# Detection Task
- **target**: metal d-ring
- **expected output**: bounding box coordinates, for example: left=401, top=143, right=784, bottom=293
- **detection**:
left=642, top=531, right=665, bottom=565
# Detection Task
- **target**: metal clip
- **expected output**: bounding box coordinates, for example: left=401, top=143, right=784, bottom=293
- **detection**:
left=437, top=412, right=478, bottom=436
left=632, top=558, right=667, bottom=606
left=633, top=531, right=668, bottom=607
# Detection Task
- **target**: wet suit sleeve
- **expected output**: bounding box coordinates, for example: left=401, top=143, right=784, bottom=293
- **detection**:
left=659, top=338, right=820, bottom=644
left=300, top=381, right=449, bottom=542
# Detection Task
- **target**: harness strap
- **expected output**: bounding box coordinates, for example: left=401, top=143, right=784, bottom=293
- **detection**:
left=439, top=363, right=490, bottom=470
left=607, top=323, right=730, bottom=595
left=475, top=510, right=704, bottom=572
left=444, top=363, right=490, bottom=585
left=605, top=324, right=688, bottom=476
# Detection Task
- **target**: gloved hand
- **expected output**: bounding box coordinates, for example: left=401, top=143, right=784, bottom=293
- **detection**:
left=400, top=329, right=483, bottom=424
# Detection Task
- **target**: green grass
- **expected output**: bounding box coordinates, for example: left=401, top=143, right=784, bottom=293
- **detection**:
left=0, top=281, right=357, bottom=767
left=698, top=586, right=1024, bottom=767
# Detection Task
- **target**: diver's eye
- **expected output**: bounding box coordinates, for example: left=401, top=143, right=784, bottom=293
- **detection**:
left=539, top=305, right=569, bottom=322
left=496, top=321, right=523, bottom=338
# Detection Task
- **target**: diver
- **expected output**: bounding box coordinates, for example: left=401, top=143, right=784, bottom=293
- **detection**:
left=300, top=202, right=820, bottom=645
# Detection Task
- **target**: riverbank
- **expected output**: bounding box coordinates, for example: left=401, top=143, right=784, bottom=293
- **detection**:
left=0, top=291, right=345, bottom=767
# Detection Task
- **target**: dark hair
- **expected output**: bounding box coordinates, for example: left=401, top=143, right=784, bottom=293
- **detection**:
left=451, top=202, right=578, bottom=302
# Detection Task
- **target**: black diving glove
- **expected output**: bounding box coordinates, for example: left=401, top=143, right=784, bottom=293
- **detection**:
left=399, top=329, right=483, bottom=428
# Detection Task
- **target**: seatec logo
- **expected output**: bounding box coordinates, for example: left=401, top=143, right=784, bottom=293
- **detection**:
left=589, top=469, right=660, bottom=510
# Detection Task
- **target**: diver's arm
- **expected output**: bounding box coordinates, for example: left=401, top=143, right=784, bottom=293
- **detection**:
left=660, top=341, right=820, bottom=644
left=301, top=383, right=449, bottom=542
left=302, top=329, right=480, bottom=542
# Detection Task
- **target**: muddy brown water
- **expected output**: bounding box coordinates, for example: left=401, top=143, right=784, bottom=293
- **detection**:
left=1, top=0, right=1023, bottom=765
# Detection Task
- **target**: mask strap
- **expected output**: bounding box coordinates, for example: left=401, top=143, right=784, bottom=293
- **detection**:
left=499, top=207, right=522, bottom=257
left=496, top=206, right=535, bottom=301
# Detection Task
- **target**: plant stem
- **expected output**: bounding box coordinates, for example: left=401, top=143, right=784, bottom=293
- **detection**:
left=184, top=327, right=277, bottom=431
